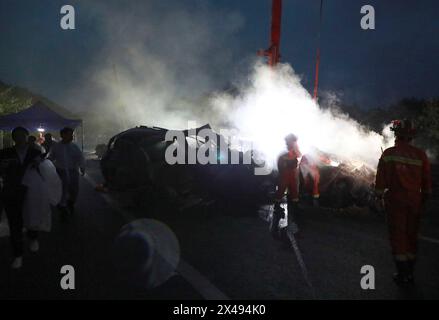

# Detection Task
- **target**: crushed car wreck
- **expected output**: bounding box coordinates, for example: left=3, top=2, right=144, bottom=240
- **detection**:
left=100, top=124, right=274, bottom=211
left=299, top=149, right=377, bottom=209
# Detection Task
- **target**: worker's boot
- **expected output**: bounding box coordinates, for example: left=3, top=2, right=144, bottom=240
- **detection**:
left=407, top=259, right=416, bottom=284
left=67, top=200, right=75, bottom=214
left=269, top=203, right=284, bottom=239
left=57, top=204, right=69, bottom=221
left=11, top=256, right=23, bottom=269
left=393, top=260, right=411, bottom=287
left=313, top=198, right=320, bottom=208
left=287, top=201, right=297, bottom=222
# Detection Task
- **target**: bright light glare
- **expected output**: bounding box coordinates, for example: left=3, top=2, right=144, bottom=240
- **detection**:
left=212, top=63, right=390, bottom=170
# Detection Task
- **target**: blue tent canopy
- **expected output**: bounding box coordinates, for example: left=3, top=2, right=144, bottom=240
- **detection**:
left=0, top=101, right=82, bottom=132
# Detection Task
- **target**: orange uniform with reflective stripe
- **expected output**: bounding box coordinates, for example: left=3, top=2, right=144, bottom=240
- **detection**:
left=276, top=143, right=301, bottom=202
left=375, top=140, right=432, bottom=255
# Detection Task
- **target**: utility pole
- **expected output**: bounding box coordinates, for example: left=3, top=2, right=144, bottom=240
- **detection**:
left=313, top=0, right=324, bottom=102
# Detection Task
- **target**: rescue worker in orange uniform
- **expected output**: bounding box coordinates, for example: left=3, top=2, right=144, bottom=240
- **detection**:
left=300, top=148, right=331, bottom=207
left=375, top=119, right=432, bottom=286
left=270, top=133, right=302, bottom=237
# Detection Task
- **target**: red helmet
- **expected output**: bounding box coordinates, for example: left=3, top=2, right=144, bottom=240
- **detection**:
left=390, top=119, right=416, bottom=138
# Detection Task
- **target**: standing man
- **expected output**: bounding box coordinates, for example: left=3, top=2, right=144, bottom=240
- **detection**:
left=42, top=133, right=55, bottom=154
left=48, top=127, right=85, bottom=216
left=0, top=127, right=42, bottom=269
left=270, top=133, right=302, bottom=237
left=375, top=119, right=432, bottom=286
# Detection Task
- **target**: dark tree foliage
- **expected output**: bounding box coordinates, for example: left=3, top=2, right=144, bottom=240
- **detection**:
left=341, top=97, right=439, bottom=157
left=0, top=81, right=32, bottom=115
left=0, top=80, right=79, bottom=118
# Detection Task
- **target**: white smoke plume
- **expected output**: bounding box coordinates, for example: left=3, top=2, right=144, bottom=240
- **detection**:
left=210, top=62, right=392, bottom=169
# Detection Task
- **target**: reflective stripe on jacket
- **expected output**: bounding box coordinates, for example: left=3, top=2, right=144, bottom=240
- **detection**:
left=375, top=140, right=432, bottom=196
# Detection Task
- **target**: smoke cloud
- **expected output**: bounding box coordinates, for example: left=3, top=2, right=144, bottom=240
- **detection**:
left=69, top=0, right=245, bottom=130
left=71, top=1, right=391, bottom=169
left=211, top=62, right=391, bottom=169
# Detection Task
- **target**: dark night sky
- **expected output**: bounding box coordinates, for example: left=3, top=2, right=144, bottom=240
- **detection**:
left=1, top=0, right=438, bottom=112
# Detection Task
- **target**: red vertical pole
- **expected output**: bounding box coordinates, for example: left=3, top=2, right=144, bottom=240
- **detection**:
left=313, top=0, right=323, bottom=101
left=313, top=47, right=320, bottom=100
left=270, top=0, right=282, bottom=66
left=258, top=0, right=282, bottom=66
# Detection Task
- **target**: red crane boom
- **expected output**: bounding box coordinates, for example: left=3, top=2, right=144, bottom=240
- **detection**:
left=258, top=0, right=324, bottom=102
left=258, top=0, right=282, bottom=66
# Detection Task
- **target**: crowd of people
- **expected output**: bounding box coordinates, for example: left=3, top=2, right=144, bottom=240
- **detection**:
left=0, top=126, right=85, bottom=269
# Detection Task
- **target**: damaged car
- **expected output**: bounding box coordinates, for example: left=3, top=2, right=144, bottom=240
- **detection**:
left=299, top=148, right=378, bottom=210
left=100, top=124, right=274, bottom=211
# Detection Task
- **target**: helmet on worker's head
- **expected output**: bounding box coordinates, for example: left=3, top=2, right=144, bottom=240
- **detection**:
left=390, top=119, right=416, bottom=138
left=284, top=133, right=298, bottom=143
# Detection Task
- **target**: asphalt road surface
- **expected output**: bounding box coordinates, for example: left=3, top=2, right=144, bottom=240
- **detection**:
left=1, top=158, right=438, bottom=300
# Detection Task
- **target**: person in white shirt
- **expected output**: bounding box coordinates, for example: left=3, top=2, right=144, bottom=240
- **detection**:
left=48, top=127, right=85, bottom=215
